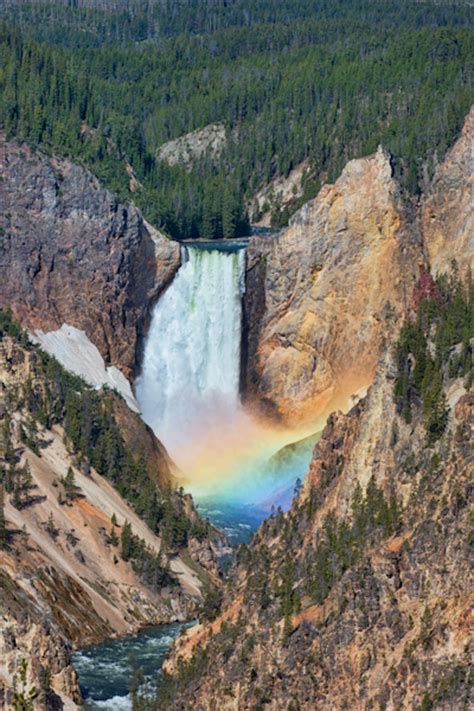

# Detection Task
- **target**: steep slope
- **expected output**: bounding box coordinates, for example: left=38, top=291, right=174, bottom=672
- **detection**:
left=421, top=106, right=474, bottom=277
left=0, top=135, right=180, bottom=380
left=0, top=323, right=222, bottom=709
left=243, top=108, right=473, bottom=428
left=248, top=160, right=310, bottom=227
left=243, top=146, right=420, bottom=426
left=162, top=274, right=473, bottom=710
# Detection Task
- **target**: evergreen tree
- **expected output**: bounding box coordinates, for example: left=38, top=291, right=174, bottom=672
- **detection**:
left=121, top=520, right=133, bottom=561
left=221, top=185, right=236, bottom=239
left=0, top=6, right=471, bottom=240
left=62, top=466, right=78, bottom=501
left=423, top=369, right=448, bottom=444
left=109, top=524, right=119, bottom=547
left=45, top=512, right=59, bottom=539
left=0, top=485, right=9, bottom=549
left=12, top=480, right=22, bottom=510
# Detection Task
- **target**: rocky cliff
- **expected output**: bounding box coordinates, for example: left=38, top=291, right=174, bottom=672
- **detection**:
left=248, top=160, right=309, bottom=227
left=243, top=146, right=420, bottom=426
left=162, top=273, right=473, bottom=710
left=421, top=106, right=474, bottom=278
left=0, top=135, right=180, bottom=380
left=0, top=325, right=223, bottom=709
left=243, top=108, right=473, bottom=428
left=157, top=123, right=227, bottom=170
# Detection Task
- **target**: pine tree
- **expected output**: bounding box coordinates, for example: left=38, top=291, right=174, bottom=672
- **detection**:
left=293, top=477, right=303, bottom=497
left=0, top=486, right=9, bottom=549
left=45, top=512, right=58, bottom=539
left=12, top=480, right=22, bottom=509
left=109, top=524, right=119, bottom=547
left=121, top=520, right=133, bottom=561
left=200, top=192, right=215, bottom=240
left=221, top=185, right=236, bottom=239
left=423, top=369, right=448, bottom=444
left=62, top=466, right=78, bottom=501
left=21, top=462, right=33, bottom=493
left=1, top=417, right=16, bottom=479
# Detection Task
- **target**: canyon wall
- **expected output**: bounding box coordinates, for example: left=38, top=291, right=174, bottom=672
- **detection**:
left=163, top=330, right=473, bottom=710
left=243, top=109, right=473, bottom=427
left=161, top=106, right=473, bottom=710
left=243, top=147, right=420, bottom=426
left=421, top=106, right=474, bottom=277
left=0, top=135, right=180, bottom=379
left=2, top=109, right=471, bottom=432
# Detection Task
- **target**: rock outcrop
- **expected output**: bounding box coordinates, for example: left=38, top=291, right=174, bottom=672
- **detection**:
left=243, top=146, right=420, bottom=426
left=243, top=108, right=473, bottom=428
left=0, top=562, right=83, bottom=710
left=248, top=160, right=309, bottom=226
left=421, top=105, right=474, bottom=277
left=0, top=135, right=180, bottom=379
left=157, top=123, right=227, bottom=170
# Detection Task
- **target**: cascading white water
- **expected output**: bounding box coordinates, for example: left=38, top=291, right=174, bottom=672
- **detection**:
left=136, top=241, right=316, bottom=512
left=135, top=244, right=247, bottom=472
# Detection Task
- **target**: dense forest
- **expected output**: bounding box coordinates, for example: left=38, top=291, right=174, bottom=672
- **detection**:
left=0, top=0, right=473, bottom=238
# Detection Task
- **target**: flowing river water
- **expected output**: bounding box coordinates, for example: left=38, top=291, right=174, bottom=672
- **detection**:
left=73, top=623, right=188, bottom=709
left=75, top=242, right=318, bottom=708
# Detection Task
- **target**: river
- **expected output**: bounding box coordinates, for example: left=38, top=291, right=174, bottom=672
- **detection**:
left=73, top=622, right=190, bottom=710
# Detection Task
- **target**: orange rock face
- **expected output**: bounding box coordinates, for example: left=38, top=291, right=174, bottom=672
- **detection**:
left=244, top=109, right=473, bottom=429
left=244, top=147, right=420, bottom=427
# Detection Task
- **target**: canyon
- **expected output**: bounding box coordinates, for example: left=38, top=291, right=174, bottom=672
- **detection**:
left=0, top=103, right=472, bottom=710
left=156, top=108, right=473, bottom=710
left=2, top=110, right=473, bottom=429
left=163, top=344, right=473, bottom=710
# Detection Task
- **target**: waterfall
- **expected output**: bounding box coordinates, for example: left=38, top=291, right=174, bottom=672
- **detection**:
left=135, top=244, right=247, bottom=472
left=136, top=242, right=316, bottom=510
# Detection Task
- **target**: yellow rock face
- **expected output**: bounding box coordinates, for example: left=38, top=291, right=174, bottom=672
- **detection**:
left=244, top=108, right=473, bottom=428
left=245, top=147, right=420, bottom=427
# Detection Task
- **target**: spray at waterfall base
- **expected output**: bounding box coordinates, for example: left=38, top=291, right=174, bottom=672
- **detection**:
left=135, top=244, right=317, bottom=512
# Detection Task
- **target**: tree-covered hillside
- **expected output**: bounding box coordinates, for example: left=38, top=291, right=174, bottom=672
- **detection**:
left=1, top=0, right=473, bottom=239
